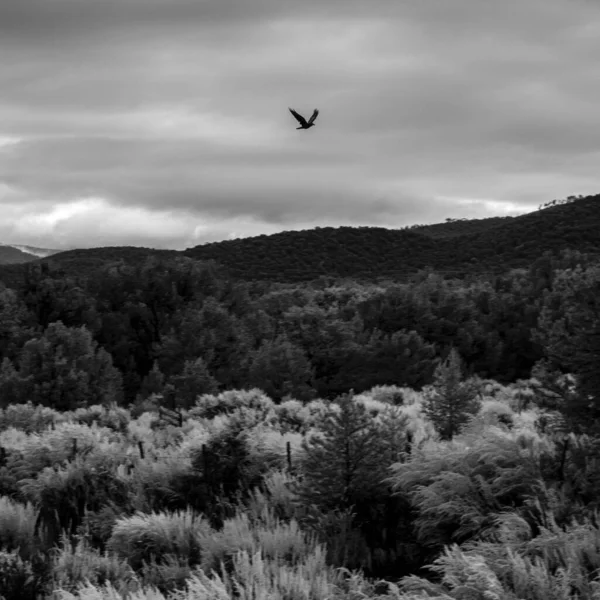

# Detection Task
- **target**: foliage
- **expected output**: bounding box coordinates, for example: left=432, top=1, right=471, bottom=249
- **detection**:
left=295, top=392, right=392, bottom=511
left=422, top=348, right=481, bottom=440
left=0, top=549, right=47, bottom=600
left=200, top=508, right=319, bottom=574
left=106, top=508, right=212, bottom=571
left=534, top=263, right=600, bottom=432
left=389, top=427, right=550, bottom=550
left=0, top=401, right=60, bottom=433
left=169, top=358, right=219, bottom=409
left=0, top=496, right=38, bottom=559
left=189, top=388, right=275, bottom=420
left=247, top=334, right=316, bottom=402
left=1, top=322, right=123, bottom=410
left=50, top=537, right=138, bottom=596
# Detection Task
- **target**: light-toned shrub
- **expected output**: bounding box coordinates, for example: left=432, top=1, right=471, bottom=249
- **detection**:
left=0, top=402, right=61, bottom=433
left=51, top=537, right=138, bottom=595
left=189, top=389, right=275, bottom=420
left=389, top=427, right=552, bottom=548
left=71, top=404, right=130, bottom=433
left=200, top=509, right=318, bottom=574
left=107, top=508, right=212, bottom=571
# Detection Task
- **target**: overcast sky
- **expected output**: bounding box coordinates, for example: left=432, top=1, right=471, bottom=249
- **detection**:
left=1, top=0, right=600, bottom=250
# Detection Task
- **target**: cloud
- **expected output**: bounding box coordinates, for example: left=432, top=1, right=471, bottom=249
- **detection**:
left=1, top=0, right=600, bottom=249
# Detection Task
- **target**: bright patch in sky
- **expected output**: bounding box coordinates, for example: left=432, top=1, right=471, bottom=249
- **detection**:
left=446, top=197, right=535, bottom=214
left=0, top=135, right=21, bottom=149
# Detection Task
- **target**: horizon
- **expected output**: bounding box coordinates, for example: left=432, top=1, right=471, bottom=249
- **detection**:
left=2, top=208, right=527, bottom=254
left=2, top=0, right=600, bottom=250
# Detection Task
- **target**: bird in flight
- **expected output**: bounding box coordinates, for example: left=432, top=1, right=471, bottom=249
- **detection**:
left=289, top=107, right=319, bottom=130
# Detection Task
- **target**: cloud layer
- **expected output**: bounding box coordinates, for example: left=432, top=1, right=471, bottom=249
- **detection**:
left=1, top=0, right=600, bottom=249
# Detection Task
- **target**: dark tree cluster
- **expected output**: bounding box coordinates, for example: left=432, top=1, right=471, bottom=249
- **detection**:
left=0, top=240, right=598, bottom=433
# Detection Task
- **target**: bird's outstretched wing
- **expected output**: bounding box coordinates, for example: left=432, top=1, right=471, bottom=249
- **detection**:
left=289, top=108, right=308, bottom=127
left=308, top=109, right=319, bottom=125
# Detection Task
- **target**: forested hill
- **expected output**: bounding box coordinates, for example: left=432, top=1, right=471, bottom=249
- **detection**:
left=184, top=195, right=600, bottom=281
left=0, top=246, right=178, bottom=289
left=0, top=194, right=598, bottom=287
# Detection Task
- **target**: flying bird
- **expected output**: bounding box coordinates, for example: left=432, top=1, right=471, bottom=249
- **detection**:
left=289, top=107, right=319, bottom=130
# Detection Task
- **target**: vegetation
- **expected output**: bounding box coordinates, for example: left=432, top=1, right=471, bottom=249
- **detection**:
left=0, top=196, right=598, bottom=598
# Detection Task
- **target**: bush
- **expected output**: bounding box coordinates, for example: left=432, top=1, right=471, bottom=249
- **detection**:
left=50, top=537, right=138, bottom=596
left=0, top=496, right=37, bottom=559
left=71, top=404, right=130, bottom=433
left=389, top=428, right=549, bottom=550
left=0, top=402, right=60, bottom=434
left=107, top=508, right=212, bottom=571
left=189, top=389, right=274, bottom=420
left=200, top=509, right=319, bottom=575
left=0, top=550, right=47, bottom=600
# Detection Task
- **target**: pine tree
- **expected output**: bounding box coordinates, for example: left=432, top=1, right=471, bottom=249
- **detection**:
left=422, top=348, right=480, bottom=440
left=139, top=361, right=165, bottom=398
left=295, top=392, right=390, bottom=511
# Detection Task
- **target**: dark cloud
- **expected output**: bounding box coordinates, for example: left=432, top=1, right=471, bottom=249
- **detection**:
left=1, top=0, right=600, bottom=249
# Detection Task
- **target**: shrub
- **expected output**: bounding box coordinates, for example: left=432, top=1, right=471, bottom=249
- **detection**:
left=106, top=508, right=212, bottom=571
left=200, top=509, right=319, bottom=575
left=0, top=496, right=37, bottom=559
left=0, top=402, right=60, bottom=434
left=189, top=389, right=275, bottom=420
left=50, top=537, right=138, bottom=595
left=72, top=404, right=130, bottom=433
left=0, top=549, right=47, bottom=600
left=389, top=427, right=551, bottom=549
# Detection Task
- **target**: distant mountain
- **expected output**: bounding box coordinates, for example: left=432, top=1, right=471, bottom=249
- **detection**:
left=0, top=243, right=60, bottom=265
left=0, top=195, right=598, bottom=287
left=183, top=195, right=600, bottom=281
left=26, top=246, right=178, bottom=273
left=7, top=244, right=59, bottom=259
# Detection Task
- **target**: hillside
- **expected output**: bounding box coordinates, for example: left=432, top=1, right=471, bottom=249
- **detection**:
left=0, top=195, right=598, bottom=287
left=0, top=245, right=38, bottom=265
left=184, top=195, right=600, bottom=281
left=0, top=246, right=179, bottom=289
left=34, top=245, right=178, bottom=273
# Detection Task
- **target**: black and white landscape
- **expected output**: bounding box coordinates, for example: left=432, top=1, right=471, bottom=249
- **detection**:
left=1, top=1, right=600, bottom=599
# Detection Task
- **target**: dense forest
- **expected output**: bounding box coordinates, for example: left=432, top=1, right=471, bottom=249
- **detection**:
left=0, top=196, right=599, bottom=599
